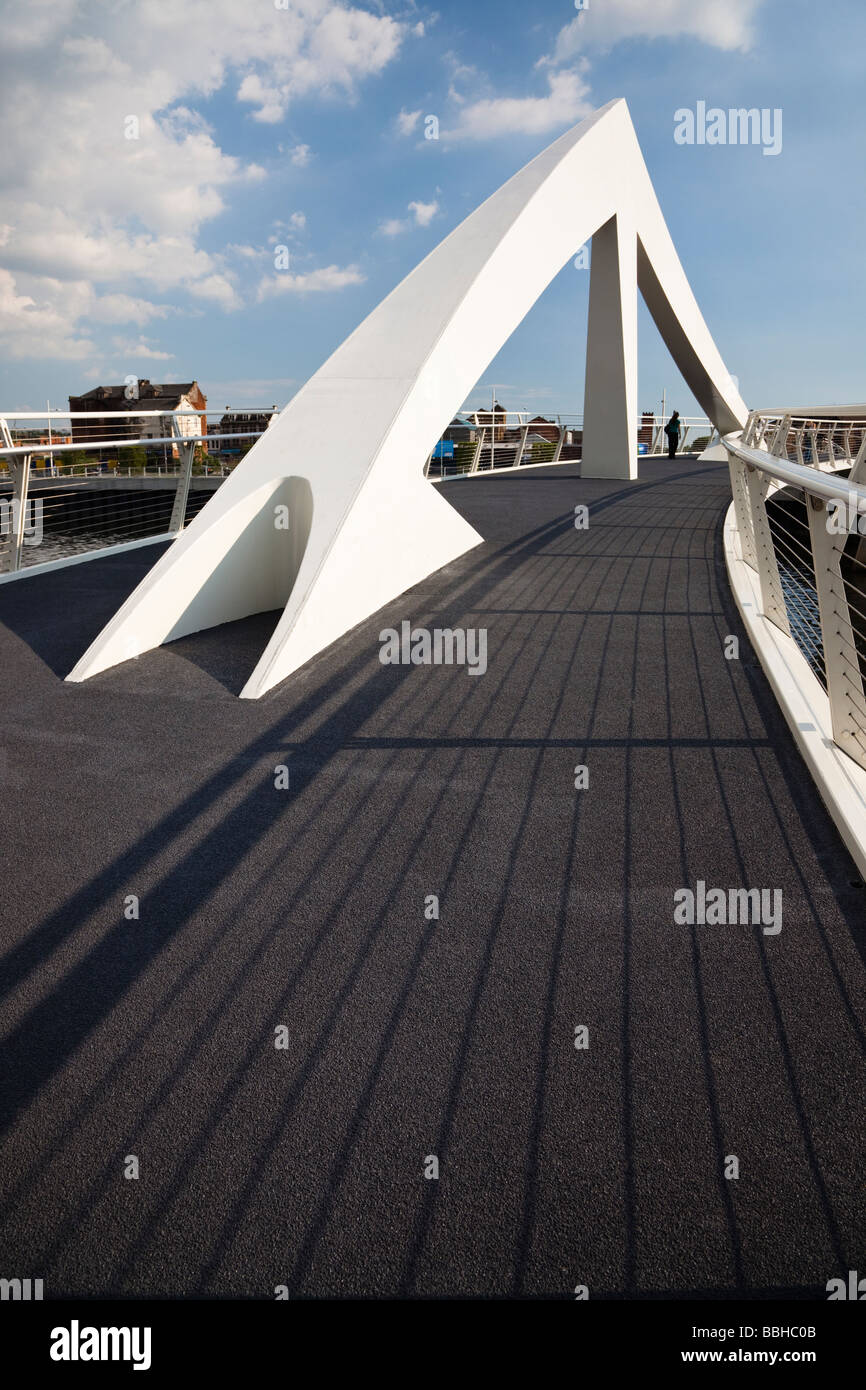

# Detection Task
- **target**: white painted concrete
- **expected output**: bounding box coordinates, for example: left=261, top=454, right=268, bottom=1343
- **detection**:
left=68, top=98, right=748, bottom=699
left=582, top=212, right=638, bottom=479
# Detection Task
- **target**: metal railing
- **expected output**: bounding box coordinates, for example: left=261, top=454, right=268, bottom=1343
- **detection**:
left=424, top=411, right=711, bottom=477
left=0, top=408, right=275, bottom=574
left=1, top=403, right=713, bottom=573
left=741, top=408, right=866, bottom=474
left=724, top=416, right=866, bottom=773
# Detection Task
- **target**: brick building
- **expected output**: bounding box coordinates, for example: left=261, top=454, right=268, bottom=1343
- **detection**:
left=68, top=380, right=207, bottom=459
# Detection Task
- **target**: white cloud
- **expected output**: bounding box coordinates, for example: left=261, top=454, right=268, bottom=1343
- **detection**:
left=445, top=56, right=480, bottom=106
left=187, top=274, right=243, bottom=312
left=4, top=0, right=78, bottom=50
left=111, top=336, right=174, bottom=361
left=548, top=0, right=761, bottom=60
left=0, top=269, right=96, bottom=360
left=225, top=244, right=263, bottom=261
left=256, top=264, right=366, bottom=299
left=0, top=1, right=404, bottom=362
left=86, top=293, right=174, bottom=326
left=443, top=67, right=593, bottom=142
left=396, top=107, right=422, bottom=136
left=378, top=199, right=440, bottom=235
left=237, top=74, right=287, bottom=125
left=286, top=142, right=314, bottom=167
left=408, top=199, right=438, bottom=227
left=236, top=5, right=403, bottom=122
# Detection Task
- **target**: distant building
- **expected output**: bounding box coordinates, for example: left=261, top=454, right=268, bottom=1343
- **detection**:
left=527, top=415, right=560, bottom=443
left=471, top=400, right=507, bottom=441
left=442, top=414, right=477, bottom=444
left=68, top=380, right=207, bottom=459
left=211, top=408, right=278, bottom=461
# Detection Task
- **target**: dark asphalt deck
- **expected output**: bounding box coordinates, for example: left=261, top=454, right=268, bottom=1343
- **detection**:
left=0, top=456, right=864, bottom=1300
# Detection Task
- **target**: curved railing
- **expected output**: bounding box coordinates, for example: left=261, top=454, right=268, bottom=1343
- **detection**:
left=723, top=428, right=866, bottom=774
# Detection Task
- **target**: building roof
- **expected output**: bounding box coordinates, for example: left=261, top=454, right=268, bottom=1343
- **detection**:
left=70, top=380, right=205, bottom=411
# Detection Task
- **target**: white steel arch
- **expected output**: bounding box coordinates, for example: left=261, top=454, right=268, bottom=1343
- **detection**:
left=67, top=98, right=747, bottom=699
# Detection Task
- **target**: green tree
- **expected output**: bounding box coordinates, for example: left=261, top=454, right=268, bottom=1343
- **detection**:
left=125, top=446, right=148, bottom=473
left=454, top=441, right=476, bottom=473
left=531, top=439, right=555, bottom=463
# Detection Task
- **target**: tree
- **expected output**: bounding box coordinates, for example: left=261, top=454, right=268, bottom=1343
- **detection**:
left=126, top=446, right=148, bottom=473
left=531, top=439, right=555, bottom=463
left=62, top=449, right=89, bottom=472
left=454, top=441, right=476, bottom=473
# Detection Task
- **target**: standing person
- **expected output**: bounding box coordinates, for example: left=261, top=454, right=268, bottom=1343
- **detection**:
left=664, top=410, right=681, bottom=458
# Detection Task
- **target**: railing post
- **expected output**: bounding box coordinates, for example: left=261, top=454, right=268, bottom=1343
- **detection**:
left=849, top=432, right=866, bottom=485
left=552, top=425, right=565, bottom=463
left=169, top=432, right=194, bottom=535
left=742, top=411, right=756, bottom=447
left=517, top=422, right=530, bottom=467
left=744, top=463, right=791, bottom=635
left=807, top=494, right=866, bottom=770
left=794, top=423, right=805, bottom=467
left=5, top=452, right=32, bottom=573
left=728, top=456, right=757, bottom=569
left=771, top=413, right=791, bottom=458
left=470, top=427, right=486, bottom=474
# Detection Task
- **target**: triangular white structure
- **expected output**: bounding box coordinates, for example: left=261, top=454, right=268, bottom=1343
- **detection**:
left=67, top=99, right=747, bottom=699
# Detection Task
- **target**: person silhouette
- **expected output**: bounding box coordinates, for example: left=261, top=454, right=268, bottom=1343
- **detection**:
left=664, top=410, right=681, bottom=458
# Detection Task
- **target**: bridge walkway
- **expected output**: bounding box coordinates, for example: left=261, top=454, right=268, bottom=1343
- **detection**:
left=0, top=457, right=863, bottom=1297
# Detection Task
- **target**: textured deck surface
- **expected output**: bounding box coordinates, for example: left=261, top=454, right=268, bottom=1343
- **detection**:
left=0, top=457, right=864, bottom=1299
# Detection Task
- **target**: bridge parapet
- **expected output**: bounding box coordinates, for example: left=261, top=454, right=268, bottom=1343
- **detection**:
left=724, top=411, right=866, bottom=872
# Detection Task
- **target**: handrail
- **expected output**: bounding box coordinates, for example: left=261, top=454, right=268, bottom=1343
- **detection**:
left=0, top=432, right=260, bottom=459
left=722, top=435, right=866, bottom=508
left=722, top=430, right=866, bottom=777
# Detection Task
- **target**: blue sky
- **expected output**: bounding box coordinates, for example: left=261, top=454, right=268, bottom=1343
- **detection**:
left=1, top=0, right=863, bottom=421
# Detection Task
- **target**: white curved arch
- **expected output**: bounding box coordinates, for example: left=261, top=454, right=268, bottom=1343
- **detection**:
left=67, top=98, right=747, bottom=699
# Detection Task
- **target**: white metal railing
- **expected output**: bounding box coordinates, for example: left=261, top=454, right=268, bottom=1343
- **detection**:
left=1, top=402, right=713, bottom=573
left=423, top=411, right=711, bottom=477
left=724, top=419, right=866, bottom=773
left=741, top=408, right=866, bottom=474
left=0, top=408, right=276, bottom=574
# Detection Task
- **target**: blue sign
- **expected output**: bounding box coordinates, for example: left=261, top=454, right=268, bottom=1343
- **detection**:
left=433, top=439, right=454, bottom=460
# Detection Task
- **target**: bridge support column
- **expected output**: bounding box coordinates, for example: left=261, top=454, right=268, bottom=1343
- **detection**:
left=581, top=212, right=638, bottom=480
